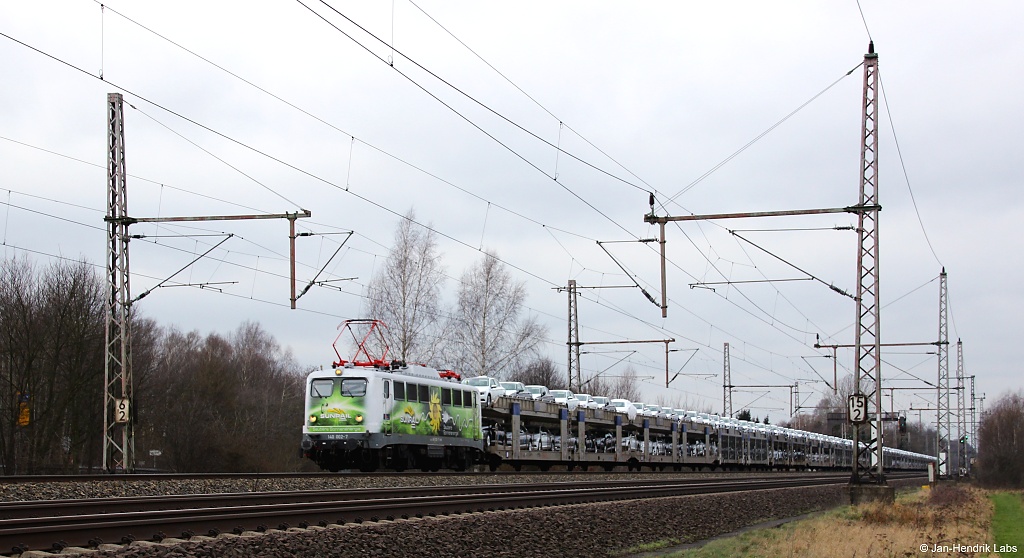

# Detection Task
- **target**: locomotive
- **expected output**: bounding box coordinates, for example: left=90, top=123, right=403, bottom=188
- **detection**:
left=299, top=320, right=482, bottom=472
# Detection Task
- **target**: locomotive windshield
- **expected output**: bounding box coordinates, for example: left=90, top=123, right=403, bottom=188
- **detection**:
left=340, top=378, right=367, bottom=397
left=311, top=379, right=334, bottom=398
left=309, top=378, right=367, bottom=398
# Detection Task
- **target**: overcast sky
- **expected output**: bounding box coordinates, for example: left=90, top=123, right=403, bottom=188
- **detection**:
left=2, top=1, right=1021, bottom=422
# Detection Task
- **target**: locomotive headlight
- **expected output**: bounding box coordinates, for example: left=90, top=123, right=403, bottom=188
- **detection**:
left=355, top=414, right=363, bottom=423
left=309, top=415, right=317, bottom=424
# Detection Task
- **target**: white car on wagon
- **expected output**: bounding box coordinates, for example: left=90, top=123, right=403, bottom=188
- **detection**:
left=608, top=399, right=638, bottom=420
left=575, top=393, right=597, bottom=409
left=499, top=381, right=527, bottom=396
left=523, top=385, right=549, bottom=400
left=548, top=390, right=580, bottom=411
left=462, top=376, right=505, bottom=406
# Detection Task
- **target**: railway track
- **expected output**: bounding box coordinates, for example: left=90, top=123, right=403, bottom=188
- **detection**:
left=0, top=472, right=925, bottom=554
left=0, top=467, right=843, bottom=484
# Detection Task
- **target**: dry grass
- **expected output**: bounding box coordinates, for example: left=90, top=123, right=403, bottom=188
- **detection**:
left=671, top=485, right=998, bottom=558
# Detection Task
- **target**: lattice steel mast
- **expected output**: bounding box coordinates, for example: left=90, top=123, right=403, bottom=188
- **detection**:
left=969, top=374, right=976, bottom=475
left=723, top=342, right=733, bottom=418
left=936, top=268, right=950, bottom=478
left=566, top=279, right=581, bottom=392
left=956, top=339, right=966, bottom=475
left=104, top=93, right=134, bottom=473
left=851, top=41, right=884, bottom=484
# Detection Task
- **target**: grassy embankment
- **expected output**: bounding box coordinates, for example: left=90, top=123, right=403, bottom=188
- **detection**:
left=618, top=484, right=1024, bottom=558
left=990, top=491, right=1023, bottom=558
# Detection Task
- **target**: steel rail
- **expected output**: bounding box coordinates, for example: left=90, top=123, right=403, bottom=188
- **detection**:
left=0, top=472, right=848, bottom=520
left=0, top=468, right=864, bottom=484
left=1, top=473, right=925, bottom=554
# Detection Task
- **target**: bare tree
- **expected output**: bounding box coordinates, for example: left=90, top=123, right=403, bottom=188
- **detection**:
left=610, top=366, right=643, bottom=402
left=365, top=210, right=446, bottom=364
left=510, top=357, right=565, bottom=389
left=977, top=390, right=1024, bottom=488
left=0, top=253, right=311, bottom=474
left=142, top=322, right=307, bottom=472
left=581, top=372, right=612, bottom=397
left=0, top=256, right=44, bottom=474
left=0, top=257, right=107, bottom=474
left=448, top=250, right=545, bottom=378
left=36, top=259, right=105, bottom=473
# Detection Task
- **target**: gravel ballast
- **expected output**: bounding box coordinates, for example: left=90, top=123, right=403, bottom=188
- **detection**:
left=6, top=475, right=923, bottom=557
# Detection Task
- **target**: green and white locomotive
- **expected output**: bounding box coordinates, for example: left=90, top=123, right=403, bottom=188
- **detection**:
left=300, top=320, right=483, bottom=472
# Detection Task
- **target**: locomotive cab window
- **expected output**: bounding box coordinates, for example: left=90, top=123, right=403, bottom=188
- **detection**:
left=340, top=378, right=367, bottom=397
left=311, top=379, right=334, bottom=398
left=395, top=381, right=406, bottom=401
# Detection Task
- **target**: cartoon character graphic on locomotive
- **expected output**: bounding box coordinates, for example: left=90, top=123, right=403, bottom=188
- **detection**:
left=300, top=319, right=483, bottom=472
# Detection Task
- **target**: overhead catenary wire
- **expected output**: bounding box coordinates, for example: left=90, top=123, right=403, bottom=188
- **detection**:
left=0, top=31, right=575, bottom=291
left=1, top=28, right=611, bottom=292
left=1, top=181, right=841, bottom=411
left=92, top=4, right=599, bottom=245
left=729, top=230, right=854, bottom=300
left=0, top=11, right=950, bottom=409
left=663, top=61, right=865, bottom=204
left=295, top=0, right=641, bottom=242
left=405, top=0, right=660, bottom=194
left=131, top=106, right=304, bottom=209
left=8, top=116, right=708, bottom=413
left=669, top=225, right=826, bottom=339
left=38, top=6, right=856, bottom=379
left=306, top=0, right=650, bottom=195
left=0, top=140, right=665, bottom=363
left=595, top=240, right=659, bottom=308
left=0, top=160, right=619, bottom=364
left=878, top=74, right=943, bottom=268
